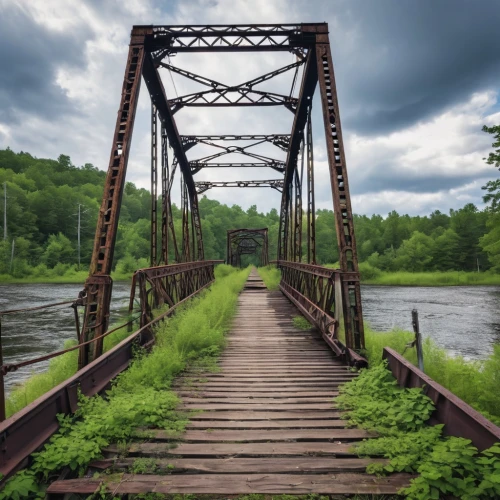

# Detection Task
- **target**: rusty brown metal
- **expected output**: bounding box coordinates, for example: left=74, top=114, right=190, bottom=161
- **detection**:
left=227, top=229, right=269, bottom=267
left=0, top=275, right=215, bottom=483
left=276, top=260, right=367, bottom=368
left=80, top=28, right=150, bottom=368
left=383, top=347, right=500, bottom=451
left=315, top=31, right=365, bottom=352
left=151, top=103, right=158, bottom=266
left=128, top=261, right=223, bottom=327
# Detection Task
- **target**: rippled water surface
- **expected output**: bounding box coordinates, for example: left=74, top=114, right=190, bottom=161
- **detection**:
left=0, top=282, right=499, bottom=392
left=361, top=285, right=500, bottom=360
left=0, top=282, right=132, bottom=392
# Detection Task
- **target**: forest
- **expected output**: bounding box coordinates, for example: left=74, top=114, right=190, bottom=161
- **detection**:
left=0, top=126, right=499, bottom=281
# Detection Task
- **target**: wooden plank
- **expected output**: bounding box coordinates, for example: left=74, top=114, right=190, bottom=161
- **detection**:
left=181, top=403, right=336, bottom=410
left=90, top=456, right=386, bottom=474
left=186, top=419, right=349, bottom=429
left=176, top=391, right=339, bottom=398
left=180, top=376, right=351, bottom=382
left=148, top=429, right=375, bottom=442
left=116, top=441, right=361, bottom=457
left=181, top=410, right=343, bottom=420
left=181, top=397, right=335, bottom=404
left=47, top=473, right=413, bottom=494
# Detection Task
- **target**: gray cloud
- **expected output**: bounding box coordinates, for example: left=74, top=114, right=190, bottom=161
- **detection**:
left=0, top=4, right=91, bottom=124
left=307, top=0, right=500, bottom=134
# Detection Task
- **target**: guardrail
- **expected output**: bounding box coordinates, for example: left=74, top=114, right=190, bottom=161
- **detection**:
left=0, top=261, right=221, bottom=482
left=274, top=260, right=367, bottom=367
left=383, top=347, right=500, bottom=451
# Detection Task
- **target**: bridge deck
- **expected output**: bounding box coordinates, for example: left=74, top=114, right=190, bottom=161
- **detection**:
left=47, top=270, right=411, bottom=496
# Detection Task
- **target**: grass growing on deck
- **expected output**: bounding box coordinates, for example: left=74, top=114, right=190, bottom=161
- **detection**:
left=4, top=317, right=138, bottom=417
left=0, top=265, right=250, bottom=498
left=257, top=265, right=281, bottom=290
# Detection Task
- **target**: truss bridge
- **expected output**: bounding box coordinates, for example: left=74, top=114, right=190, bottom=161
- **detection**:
left=0, top=22, right=499, bottom=498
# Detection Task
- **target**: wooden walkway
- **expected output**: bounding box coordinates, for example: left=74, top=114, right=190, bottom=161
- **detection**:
left=48, top=269, right=411, bottom=497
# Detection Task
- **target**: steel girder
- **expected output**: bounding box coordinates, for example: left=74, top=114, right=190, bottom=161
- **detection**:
left=227, top=228, right=269, bottom=267
left=81, top=22, right=364, bottom=369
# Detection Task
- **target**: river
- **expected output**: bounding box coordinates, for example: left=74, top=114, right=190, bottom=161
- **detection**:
left=0, top=282, right=499, bottom=392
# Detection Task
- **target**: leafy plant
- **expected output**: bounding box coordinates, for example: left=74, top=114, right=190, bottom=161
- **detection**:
left=337, top=361, right=500, bottom=499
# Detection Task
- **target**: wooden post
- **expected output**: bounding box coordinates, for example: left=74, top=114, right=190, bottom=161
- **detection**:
left=412, top=309, right=424, bottom=373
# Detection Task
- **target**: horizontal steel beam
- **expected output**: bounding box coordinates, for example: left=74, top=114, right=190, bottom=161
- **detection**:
left=190, top=162, right=285, bottom=174
left=181, top=135, right=290, bottom=141
left=195, top=179, right=284, bottom=194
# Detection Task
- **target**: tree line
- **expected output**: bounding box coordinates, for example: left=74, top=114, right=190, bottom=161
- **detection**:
left=0, top=124, right=499, bottom=278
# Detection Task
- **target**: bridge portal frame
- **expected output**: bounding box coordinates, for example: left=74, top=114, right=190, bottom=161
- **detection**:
left=227, top=228, right=269, bottom=268
left=80, top=23, right=365, bottom=368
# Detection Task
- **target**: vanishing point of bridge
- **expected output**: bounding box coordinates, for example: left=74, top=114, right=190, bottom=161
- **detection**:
left=0, top=23, right=498, bottom=497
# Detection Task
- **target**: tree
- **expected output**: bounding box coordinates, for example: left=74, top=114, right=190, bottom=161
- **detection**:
left=394, top=231, right=434, bottom=272
left=42, top=233, right=74, bottom=268
left=481, top=125, right=500, bottom=212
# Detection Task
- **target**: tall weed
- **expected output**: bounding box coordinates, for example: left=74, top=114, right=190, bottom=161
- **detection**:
left=258, top=265, right=281, bottom=290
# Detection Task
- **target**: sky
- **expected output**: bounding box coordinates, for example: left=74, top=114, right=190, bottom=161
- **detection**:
left=1, top=0, right=500, bottom=217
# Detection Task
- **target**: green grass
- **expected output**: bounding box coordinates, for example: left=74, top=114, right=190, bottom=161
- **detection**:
left=364, top=325, right=500, bottom=424
left=5, top=318, right=139, bottom=417
left=0, top=271, right=132, bottom=284
left=257, top=265, right=281, bottom=290
left=1, top=265, right=250, bottom=497
left=363, top=270, right=500, bottom=286
left=4, top=264, right=245, bottom=418
left=292, top=315, right=313, bottom=330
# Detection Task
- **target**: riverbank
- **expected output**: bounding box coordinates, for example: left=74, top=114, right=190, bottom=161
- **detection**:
left=363, top=270, right=500, bottom=286
left=3, top=266, right=500, bottom=286
left=0, top=271, right=132, bottom=284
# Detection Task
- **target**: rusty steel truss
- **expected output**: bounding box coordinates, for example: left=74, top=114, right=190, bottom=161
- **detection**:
left=78, top=23, right=365, bottom=368
left=227, top=228, right=269, bottom=267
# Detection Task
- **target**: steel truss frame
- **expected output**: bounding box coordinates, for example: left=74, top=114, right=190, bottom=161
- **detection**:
left=79, top=22, right=364, bottom=369
left=227, top=228, right=269, bottom=267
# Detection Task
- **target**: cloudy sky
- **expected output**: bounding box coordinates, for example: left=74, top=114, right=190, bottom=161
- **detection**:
left=1, top=0, right=500, bottom=217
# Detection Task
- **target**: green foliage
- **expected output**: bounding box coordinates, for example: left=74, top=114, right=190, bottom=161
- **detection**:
left=1, top=268, right=249, bottom=496
left=0, top=470, right=43, bottom=500
left=258, top=265, right=281, bottom=290
left=338, top=362, right=500, bottom=499
left=336, top=363, right=435, bottom=433
left=364, top=327, right=500, bottom=423
left=361, top=270, right=500, bottom=286
left=292, top=315, right=312, bottom=330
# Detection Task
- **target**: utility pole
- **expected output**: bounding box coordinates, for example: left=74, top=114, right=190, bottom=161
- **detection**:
left=3, top=182, right=6, bottom=241
left=77, top=204, right=81, bottom=270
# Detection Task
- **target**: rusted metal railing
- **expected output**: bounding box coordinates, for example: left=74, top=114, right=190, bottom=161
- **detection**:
left=384, top=347, right=500, bottom=451
left=275, top=260, right=367, bottom=368
left=129, top=260, right=224, bottom=328
left=0, top=261, right=220, bottom=482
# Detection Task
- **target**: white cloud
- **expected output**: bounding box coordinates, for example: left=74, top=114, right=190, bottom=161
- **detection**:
left=1, top=0, right=499, bottom=217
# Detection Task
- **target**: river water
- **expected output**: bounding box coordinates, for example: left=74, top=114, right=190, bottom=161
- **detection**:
left=0, top=282, right=499, bottom=392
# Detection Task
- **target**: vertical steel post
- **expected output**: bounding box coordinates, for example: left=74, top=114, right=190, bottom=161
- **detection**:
left=81, top=28, right=148, bottom=367
left=315, top=31, right=365, bottom=351
left=151, top=104, right=158, bottom=267
left=0, top=316, right=5, bottom=422
left=306, top=106, right=316, bottom=264
left=181, top=177, right=190, bottom=262
left=161, top=124, right=169, bottom=265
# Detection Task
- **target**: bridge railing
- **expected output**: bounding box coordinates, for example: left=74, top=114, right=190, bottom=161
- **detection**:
left=275, top=260, right=367, bottom=368
left=129, top=260, right=224, bottom=328
left=0, top=260, right=221, bottom=481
